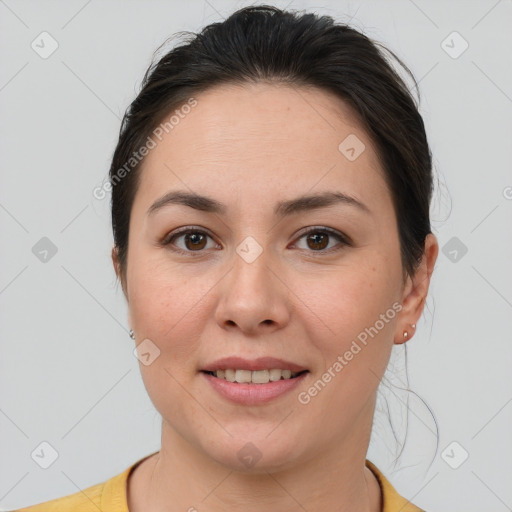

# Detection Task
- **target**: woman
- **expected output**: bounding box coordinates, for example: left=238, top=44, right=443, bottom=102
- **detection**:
left=17, top=4, right=438, bottom=511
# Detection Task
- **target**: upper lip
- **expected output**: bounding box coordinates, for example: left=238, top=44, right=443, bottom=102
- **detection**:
left=201, top=357, right=308, bottom=373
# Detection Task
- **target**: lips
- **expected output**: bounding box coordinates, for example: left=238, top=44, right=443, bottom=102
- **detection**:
left=201, top=356, right=308, bottom=373
left=201, top=369, right=308, bottom=405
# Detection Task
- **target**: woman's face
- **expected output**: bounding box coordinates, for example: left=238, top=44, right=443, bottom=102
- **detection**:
left=117, top=82, right=428, bottom=471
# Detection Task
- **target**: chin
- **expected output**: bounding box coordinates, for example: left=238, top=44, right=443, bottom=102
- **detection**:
left=198, top=430, right=305, bottom=474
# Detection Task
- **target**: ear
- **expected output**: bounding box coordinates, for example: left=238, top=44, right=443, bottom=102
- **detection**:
left=111, top=245, right=120, bottom=278
left=394, top=233, right=439, bottom=344
left=111, top=245, right=128, bottom=300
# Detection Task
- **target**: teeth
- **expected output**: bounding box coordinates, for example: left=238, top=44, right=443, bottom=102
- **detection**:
left=252, top=370, right=269, bottom=384
left=269, top=369, right=281, bottom=381
left=211, top=368, right=301, bottom=384
left=235, top=369, right=252, bottom=383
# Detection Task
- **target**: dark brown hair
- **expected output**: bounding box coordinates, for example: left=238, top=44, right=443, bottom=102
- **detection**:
left=109, top=4, right=433, bottom=287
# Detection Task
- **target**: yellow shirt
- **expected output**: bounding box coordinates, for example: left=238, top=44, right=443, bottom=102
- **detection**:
left=14, top=455, right=425, bottom=511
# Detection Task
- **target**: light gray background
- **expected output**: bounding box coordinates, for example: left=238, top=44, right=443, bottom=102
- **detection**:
left=1, top=0, right=511, bottom=510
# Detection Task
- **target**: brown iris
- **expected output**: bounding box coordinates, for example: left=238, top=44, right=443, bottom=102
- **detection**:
left=306, top=232, right=329, bottom=251
left=184, top=232, right=208, bottom=251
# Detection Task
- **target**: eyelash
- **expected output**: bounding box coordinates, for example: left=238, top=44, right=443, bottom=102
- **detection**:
left=161, top=226, right=351, bottom=256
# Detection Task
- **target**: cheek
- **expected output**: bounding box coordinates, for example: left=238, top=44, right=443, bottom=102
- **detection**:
left=127, top=260, right=210, bottom=419
left=298, top=252, right=399, bottom=342
left=295, top=253, right=399, bottom=398
left=127, top=254, right=219, bottom=368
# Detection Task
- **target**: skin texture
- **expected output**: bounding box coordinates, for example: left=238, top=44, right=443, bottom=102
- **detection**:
left=112, top=82, right=439, bottom=511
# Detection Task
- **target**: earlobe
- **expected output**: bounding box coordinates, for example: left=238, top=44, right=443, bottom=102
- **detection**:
left=396, top=322, right=417, bottom=345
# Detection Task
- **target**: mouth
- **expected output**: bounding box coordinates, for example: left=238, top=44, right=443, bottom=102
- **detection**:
left=201, top=368, right=309, bottom=384
left=200, top=357, right=310, bottom=404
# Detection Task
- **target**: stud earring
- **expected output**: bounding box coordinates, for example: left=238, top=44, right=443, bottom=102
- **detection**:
left=403, top=323, right=416, bottom=340
left=129, top=329, right=135, bottom=340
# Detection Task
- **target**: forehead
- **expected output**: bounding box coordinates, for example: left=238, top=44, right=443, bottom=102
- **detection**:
left=134, top=82, right=389, bottom=212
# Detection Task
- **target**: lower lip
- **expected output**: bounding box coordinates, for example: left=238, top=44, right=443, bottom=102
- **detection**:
left=201, top=371, right=308, bottom=405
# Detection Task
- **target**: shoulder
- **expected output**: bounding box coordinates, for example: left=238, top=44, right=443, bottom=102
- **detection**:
left=12, top=479, right=105, bottom=511
left=12, top=455, right=146, bottom=512
left=365, top=459, right=427, bottom=512
left=12, top=453, right=158, bottom=512
left=11, top=458, right=142, bottom=512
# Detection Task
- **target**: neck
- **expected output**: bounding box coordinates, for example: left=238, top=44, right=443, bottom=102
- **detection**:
left=140, top=398, right=382, bottom=512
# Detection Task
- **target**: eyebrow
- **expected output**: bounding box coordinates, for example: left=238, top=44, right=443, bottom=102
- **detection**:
left=147, top=190, right=371, bottom=217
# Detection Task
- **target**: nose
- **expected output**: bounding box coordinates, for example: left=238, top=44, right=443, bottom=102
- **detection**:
left=214, top=246, right=291, bottom=335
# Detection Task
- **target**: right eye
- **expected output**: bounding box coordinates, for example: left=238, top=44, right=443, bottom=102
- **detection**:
left=162, top=227, right=220, bottom=255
